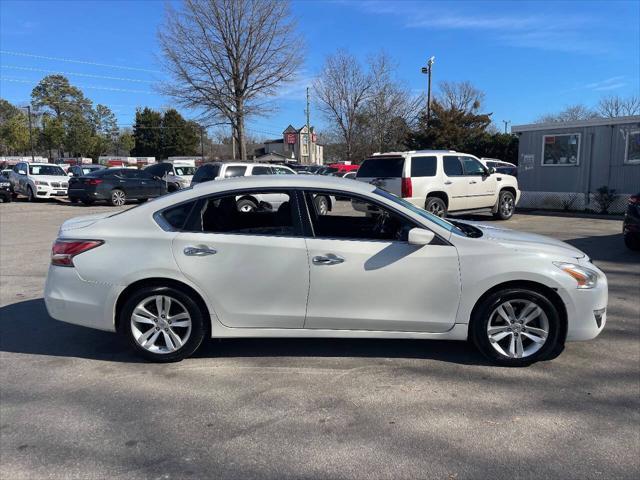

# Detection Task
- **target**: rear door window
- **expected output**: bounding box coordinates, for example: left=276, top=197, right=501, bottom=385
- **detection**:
left=357, top=157, right=404, bottom=178
left=443, top=156, right=464, bottom=176
left=224, top=166, right=247, bottom=178
left=252, top=166, right=272, bottom=175
left=192, top=164, right=220, bottom=183
left=410, top=156, right=437, bottom=177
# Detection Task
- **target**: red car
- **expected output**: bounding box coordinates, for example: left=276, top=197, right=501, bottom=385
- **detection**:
left=327, top=163, right=359, bottom=173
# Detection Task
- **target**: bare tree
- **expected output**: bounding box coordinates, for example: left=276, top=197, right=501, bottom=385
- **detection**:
left=365, top=52, right=422, bottom=153
left=437, top=81, right=485, bottom=113
left=314, top=51, right=373, bottom=161
left=159, top=0, right=303, bottom=160
left=536, top=104, right=598, bottom=123
left=597, top=95, right=640, bottom=117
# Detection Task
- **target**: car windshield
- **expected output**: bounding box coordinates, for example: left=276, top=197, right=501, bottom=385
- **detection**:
left=373, top=188, right=467, bottom=236
left=175, top=166, right=196, bottom=176
left=82, top=167, right=101, bottom=174
left=29, top=165, right=66, bottom=176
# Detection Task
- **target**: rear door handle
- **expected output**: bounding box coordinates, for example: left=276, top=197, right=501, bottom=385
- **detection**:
left=469, top=180, right=477, bottom=184
left=184, top=245, right=217, bottom=256
left=312, top=253, right=344, bottom=266
left=444, top=181, right=452, bottom=185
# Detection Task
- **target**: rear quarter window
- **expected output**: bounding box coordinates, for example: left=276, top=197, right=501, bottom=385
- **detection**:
left=193, top=164, right=220, bottom=183
left=410, top=156, right=437, bottom=177
left=357, top=157, right=405, bottom=178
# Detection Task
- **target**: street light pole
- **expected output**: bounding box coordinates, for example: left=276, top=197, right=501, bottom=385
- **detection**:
left=21, top=106, right=35, bottom=162
left=502, top=120, right=511, bottom=134
left=421, top=56, right=435, bottom=127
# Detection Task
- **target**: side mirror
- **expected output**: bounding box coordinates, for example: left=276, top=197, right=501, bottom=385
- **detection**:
left=408, top=228, right=435, bottom=246
left=487, top=167, right=496, bottom=175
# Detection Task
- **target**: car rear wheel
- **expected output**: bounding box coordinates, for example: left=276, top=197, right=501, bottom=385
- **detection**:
left=27, top=186, right=36, bottom=202
left=425, top=196, right=447, bottom=217
left=110, top=189, right=126, bottom=206
left=120, top=286, right=207, bottom=362
left=69, top=197, right=79, bottom=203
left=493, top=190, right=515, bottom=220
left=314, top=195, right=330, bottom=216
left=470, top=288, right=563, bottom=366
left=237, top=198, right=257, bottom=212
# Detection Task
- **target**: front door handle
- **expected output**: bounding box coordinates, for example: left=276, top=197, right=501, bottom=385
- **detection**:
left=312, top=253, right=345, bottom=266
left=469, top=180, right=477, bottom=184
left=184, top=245, right=217, bottom=256
left=444, top=181, right=452, bottom=185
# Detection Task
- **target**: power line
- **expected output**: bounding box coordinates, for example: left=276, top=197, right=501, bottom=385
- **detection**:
left=1, top=65, right=156, bottom=83
left=0, top=50, right=163, bottom=74
left=0, top=76, right=153, bottom=94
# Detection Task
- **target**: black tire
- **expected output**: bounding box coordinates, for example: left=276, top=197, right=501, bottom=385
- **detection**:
left=470, top=288, right=563, bottom=367
left=119, top=285, right=207, bottom=362
left=137, top=198, right=149, bottom=204
left=11, top=192, right=18, bottom=199
left=81, top=198, right=94, bottom=206
left=624, top=232, right=640, bottom=251
left=27, top=186, right=36, bottom=202
left=314, top=195, right=330, bottom=215
left=425, top=196, right=447, bottom=217
left=493, top=190, right=516, bottom=220
left=110, top=188, right=126, bottom=206
left=167, top=183, right=180, bottom=193
left=69, top=197, right=79, bottom=204
left=237, top=198, right=258, bottom=212
left=0, top=194, right=10, bottom=203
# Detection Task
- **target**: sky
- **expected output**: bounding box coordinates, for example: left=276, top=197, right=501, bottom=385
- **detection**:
left=1, top=0, right=638, bottom=140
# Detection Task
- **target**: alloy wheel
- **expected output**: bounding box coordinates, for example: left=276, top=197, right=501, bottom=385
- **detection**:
left=239, top=203, right=254, bottom=212
left=486, top=299, right=549, bottom=359
left=316, top=197, right=329, bottom=215
left=130, top=295, right=192, bottom=354
left=428, top=202, right=444, bottom=217
left=500, top=194, right=514, bottom=217
left=112, top=190, right=126, bottom=206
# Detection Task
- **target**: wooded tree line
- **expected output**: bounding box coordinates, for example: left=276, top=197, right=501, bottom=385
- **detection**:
left=0, top=74, right=201, bottom=160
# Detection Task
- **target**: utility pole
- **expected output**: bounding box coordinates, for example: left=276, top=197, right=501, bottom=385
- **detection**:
left=306, top=87, right=311, bottom=165
left=502, top=120, right=511, bottom=134
left=421, top=56, right=435, bottom=127
left=200, top=126, right=205, bottom=163
left=23, top=106, right=35, bottom=162
left=231, top=128, right=236, bottom=161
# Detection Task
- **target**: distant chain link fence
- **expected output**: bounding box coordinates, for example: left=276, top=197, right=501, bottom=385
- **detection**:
left=518, top=191, right=629, bottom=214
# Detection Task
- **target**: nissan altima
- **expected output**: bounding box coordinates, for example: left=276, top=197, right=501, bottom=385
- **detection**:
left=44, top=175, right=607, bottom=366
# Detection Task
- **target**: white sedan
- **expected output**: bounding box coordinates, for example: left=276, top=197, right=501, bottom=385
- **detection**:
left=44, top=175, right=607, bottom=366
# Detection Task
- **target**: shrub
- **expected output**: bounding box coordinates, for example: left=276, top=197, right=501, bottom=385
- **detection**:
left=594, top=186, right=617, bottom=214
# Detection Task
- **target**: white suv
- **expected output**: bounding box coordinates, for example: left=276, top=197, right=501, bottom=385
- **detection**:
left=9, top=162, right=69, bottom=201
left=191, top=162, right=336, bottom=214
left=356, top=150, right=520, bottom=220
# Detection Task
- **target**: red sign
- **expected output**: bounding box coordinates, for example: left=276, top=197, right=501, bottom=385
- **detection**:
left=545, top=136, right=556, bottom=144
left=286, top=133, right=297, bottom=144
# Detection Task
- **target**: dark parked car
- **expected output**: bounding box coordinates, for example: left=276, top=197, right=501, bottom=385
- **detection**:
left=623, top=193, right=640, bottom=250
left=67, top=165, right=105, bottom=177
left=0, top=179, right=11, bottom=203
left=68, top=168, right=167, bottom=206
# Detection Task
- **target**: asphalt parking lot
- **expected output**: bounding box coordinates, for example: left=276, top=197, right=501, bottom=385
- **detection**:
left=1, top=199, right=639, bottom=480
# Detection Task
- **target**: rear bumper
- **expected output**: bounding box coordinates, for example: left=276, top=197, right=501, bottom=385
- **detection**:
left=44, top=266, right=122, bottom=332
left=67, top=188, right=109, bottom=201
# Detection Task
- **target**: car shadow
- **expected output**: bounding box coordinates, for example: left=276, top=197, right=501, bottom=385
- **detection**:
left=565, top=233, right=640, bottom=264
left=0, top=298, right=490, bottom=366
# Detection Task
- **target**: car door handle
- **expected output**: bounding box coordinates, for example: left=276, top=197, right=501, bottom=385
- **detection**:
left=183, top=245, right=217, bottom=256
left=444, top=181, right=452, bottom=185
left=469, top=180, right=477, bottom=184
left=312, top=254, right=344, bottom=265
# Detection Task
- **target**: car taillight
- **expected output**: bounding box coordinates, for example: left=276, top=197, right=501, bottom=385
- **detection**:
left=401, top=178, right=412, bottom=198
left=51, top=239, right=103, bottom=267
left=85, top=179, right=103, bottom=185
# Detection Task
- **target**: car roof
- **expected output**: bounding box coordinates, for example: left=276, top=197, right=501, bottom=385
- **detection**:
left=27, top=163, right=57, bottom=167
left=371, top=150, right=457, bottom=156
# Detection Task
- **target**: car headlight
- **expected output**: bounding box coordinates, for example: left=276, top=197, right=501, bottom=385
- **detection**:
left=553, top=262, right=598, bottom=289
left=35, top=180, right=49, bottom=186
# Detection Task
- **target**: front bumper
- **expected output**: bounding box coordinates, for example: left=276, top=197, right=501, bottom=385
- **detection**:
left=35, top=184, right=67, bottom=198
left=44, top=265, right=122, bottom=332
left=558, top=264, right=608, bottom=341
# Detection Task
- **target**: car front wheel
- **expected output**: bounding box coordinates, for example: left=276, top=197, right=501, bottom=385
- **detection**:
left=120, top=286, right=207, bottom=362
left=493, top=190, right=515, bottom=220
left=470, top=288, right=563, bottom=366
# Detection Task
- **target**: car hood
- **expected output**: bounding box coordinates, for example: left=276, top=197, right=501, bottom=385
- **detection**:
left=468, top=222, right=587, bottom=260
left=59, top=212, right=115, bottom=233
left=32, top=175, right=69, bottom=183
